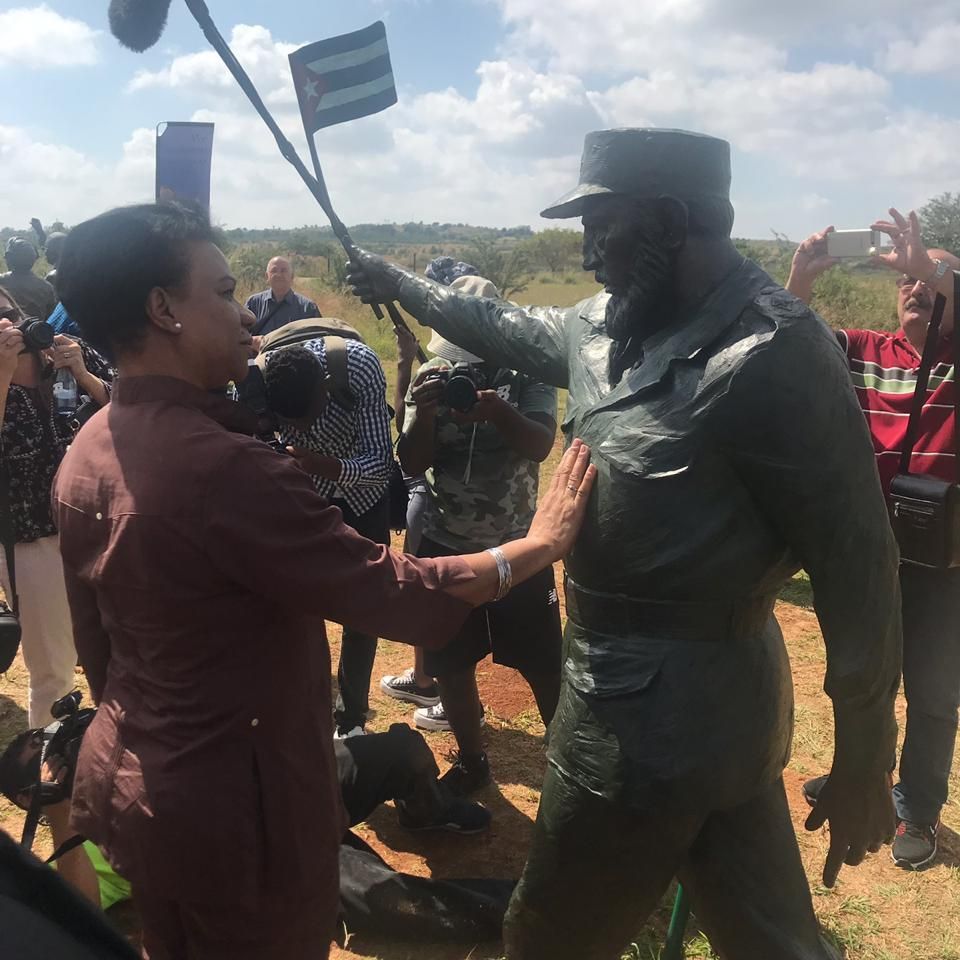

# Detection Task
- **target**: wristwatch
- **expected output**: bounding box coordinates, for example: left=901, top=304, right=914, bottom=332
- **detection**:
left=928, top=258, right=949, bottom=283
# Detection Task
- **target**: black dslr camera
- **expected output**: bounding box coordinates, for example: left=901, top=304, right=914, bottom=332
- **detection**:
left=234, top=363, right=290, bottom=455
left=427, top=362, right=487, bottom=413
left=19, top=318, right=54, bottom=353
left=0, top=689, right=96, bottom=825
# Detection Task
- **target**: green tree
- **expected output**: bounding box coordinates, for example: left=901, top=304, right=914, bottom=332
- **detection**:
left=229, top=243, right=280, bottom=297
left=524, top=228, right=582, bottom=273
left=919, top=193, right=960, bottom=254
left=467, top=237, right=533, bottom=298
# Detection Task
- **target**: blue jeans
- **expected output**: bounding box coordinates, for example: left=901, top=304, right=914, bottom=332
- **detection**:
left=893, top=563, right=960, bottom=825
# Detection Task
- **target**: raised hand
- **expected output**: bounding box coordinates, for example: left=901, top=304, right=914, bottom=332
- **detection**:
left=785, top=226, right=838, bottom=304
left=0, top=320, right=24, bottom=381
left=870, top=208, right=935, bottom=281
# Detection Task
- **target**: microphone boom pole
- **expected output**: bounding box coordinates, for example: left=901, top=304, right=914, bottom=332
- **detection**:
left=182, top=0, right=425, bottom=359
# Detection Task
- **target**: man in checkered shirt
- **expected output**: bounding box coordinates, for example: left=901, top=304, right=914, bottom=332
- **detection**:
left=263, top=336, right=394, bottom=739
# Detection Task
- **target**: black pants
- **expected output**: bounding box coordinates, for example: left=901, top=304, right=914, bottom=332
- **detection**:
left=335, top=723, right=444, bottom=826
left=505, top=770, right=839, bottom=960
left=334, top=726, right=515, bottom=942
left=893, top=563, right=960, bottom=825
left=333, top=494, right=391, bottom=731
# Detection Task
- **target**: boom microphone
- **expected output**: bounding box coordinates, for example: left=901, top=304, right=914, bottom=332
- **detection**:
left=108, top=0, right=174, bottom=52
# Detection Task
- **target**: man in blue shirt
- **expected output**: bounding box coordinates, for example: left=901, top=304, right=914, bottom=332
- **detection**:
left=245, top=256, right=321, bottom=336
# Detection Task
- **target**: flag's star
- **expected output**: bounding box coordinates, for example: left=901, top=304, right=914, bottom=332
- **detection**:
left=304, top=78, right=320, bottom=101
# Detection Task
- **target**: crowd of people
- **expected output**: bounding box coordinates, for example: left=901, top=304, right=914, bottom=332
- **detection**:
left=0, top=126, right=958, bottom=960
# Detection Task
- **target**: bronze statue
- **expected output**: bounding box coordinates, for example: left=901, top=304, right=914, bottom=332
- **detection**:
left=348, top=128, right=902, bottom=959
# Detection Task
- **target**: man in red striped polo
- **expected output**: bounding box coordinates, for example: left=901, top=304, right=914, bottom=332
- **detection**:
left=787, top=209, right=960, bottom=870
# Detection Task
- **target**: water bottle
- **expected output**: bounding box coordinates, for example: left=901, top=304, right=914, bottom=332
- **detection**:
left=53, top=368, right=78, bottom=416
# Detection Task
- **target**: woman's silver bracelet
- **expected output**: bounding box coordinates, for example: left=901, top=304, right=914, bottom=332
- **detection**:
left=486, top=546, right=513, bottom=601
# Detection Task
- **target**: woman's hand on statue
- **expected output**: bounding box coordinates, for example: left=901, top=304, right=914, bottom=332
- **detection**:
left=526, top=439, right=597, bottom=562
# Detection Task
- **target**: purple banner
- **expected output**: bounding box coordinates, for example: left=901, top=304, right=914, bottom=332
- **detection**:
left=155, top=122, right=215, bottom=210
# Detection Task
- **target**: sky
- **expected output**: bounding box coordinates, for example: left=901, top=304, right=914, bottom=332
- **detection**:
left=2, top=1, right=960, bottom=240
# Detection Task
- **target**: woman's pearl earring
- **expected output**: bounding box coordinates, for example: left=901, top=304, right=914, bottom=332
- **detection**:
left=174, top=322, right=182, bottom=329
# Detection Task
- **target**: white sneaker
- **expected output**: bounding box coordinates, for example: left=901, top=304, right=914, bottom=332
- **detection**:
left=334, top=725, right=366, bottom=740
left=413, top=702, right=485, bottom=732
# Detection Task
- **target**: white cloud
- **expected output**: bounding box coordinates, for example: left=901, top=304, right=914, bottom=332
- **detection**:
left=9, top=7, right=960, bottom=240
left=882, top=23, right=960, bottom=74
left=0, top=5, right=100, bottom=68
left=0, top=124, right=155, bottom=225
left=128, top=24, right=299, bottom=106
left=589, top=62, right=890, bottom=158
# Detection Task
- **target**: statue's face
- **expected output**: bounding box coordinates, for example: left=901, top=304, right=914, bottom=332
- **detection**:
left=581, top=196, right=675, bottom=343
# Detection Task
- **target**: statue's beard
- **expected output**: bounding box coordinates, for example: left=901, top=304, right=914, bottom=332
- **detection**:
left=604, top=241, right=674, bottom=345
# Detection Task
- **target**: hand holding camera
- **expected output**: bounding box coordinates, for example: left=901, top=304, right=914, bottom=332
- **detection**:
left=416, top=362, right=490, bottom=415
left=450, top=389, right=508, bottom=426
left=870, top=207, right=941, bottom=285
left=0, top=321, right=25, bottom=381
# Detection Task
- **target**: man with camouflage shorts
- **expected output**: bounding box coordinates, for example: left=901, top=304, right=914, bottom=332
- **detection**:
left=397, top=275, right=561, bottom=796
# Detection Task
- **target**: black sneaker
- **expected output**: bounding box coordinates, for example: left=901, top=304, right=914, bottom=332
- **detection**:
left=380, top=669, right=441, bottom=707
left=803, top=774, right=828, bottom=808
left=892, top=819, right=939, bottom=870
left=440, top=751, right=491, bottom=796
left=398, top=795, right=492, bottom=835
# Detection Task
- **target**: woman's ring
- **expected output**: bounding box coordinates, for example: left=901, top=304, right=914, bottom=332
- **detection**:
left=567, top=483, right=578, bottom=493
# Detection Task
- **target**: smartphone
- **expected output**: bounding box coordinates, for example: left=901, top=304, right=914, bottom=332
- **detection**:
left=826, top=229, right=882, bottom=259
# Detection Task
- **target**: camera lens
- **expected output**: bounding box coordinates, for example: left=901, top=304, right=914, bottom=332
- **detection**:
left=20, top=318, right=54, bottom=352
left=444, top=374, right=479, bottom=412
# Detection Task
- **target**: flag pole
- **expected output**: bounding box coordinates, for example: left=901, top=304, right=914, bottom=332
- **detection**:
left=304, top=132, right=426, bottom=362
left=182, top=0, right=426, bottom=356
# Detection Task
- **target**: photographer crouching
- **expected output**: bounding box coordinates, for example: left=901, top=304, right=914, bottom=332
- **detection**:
left=255, top=330, right=394, bottom=740
left=0, top=287, right=110, bottom=727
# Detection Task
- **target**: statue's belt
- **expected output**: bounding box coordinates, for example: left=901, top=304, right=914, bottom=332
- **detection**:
left=564, top=577, right=776, bottom=643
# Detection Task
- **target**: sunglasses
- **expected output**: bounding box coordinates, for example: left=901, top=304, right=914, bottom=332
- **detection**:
left=895, top=275, right=928, bottom=290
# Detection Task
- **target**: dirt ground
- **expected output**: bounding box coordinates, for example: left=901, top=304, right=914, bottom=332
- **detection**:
left=2, top=582, right=959, bottom=959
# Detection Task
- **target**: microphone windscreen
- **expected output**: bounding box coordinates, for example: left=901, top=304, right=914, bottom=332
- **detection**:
left=108, top=0, right=173, bottom=52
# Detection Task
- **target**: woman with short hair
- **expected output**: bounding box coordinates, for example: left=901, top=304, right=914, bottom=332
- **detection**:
left=53, top=202, right=594, bottom=960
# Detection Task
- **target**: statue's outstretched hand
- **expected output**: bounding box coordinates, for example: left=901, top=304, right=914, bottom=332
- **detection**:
left=345, top=248, right=405, bottom=304
left=804, top=767, right=896, bottom=887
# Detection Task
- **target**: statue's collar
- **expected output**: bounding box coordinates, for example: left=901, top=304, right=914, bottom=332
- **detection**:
left=584, top=260, right=771, bottom=417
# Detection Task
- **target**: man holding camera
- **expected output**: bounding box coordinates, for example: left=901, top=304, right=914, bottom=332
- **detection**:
left=261, top=334, right=393, bottom=739
left=398, top=275, right=561, bottom=795
left=787, top=210, right=960, bottom=870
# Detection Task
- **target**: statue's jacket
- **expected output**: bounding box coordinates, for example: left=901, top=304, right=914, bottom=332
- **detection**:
left=398, top=259, right=902, bottom=815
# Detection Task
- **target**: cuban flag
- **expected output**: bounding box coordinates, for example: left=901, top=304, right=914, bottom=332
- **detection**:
left=289, top=21, right=398, bottom=136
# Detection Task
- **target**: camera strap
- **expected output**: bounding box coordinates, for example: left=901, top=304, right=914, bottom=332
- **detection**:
left=898, top=274, right=960, bottom=479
